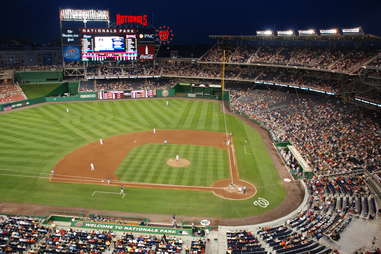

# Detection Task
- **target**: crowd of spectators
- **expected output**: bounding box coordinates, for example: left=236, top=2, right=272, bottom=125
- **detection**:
left=9, top=58, right=375, bottom=106
left=229, top=87, right=381, bottom=174
left=226, top=231, right=266, bottom=254
left=0, top=81, right=26, bottom=104
left=0, top=215, right=49, bottom=253
left=157, top=61, right=344, bottom=93
left=189, top=239, right=206, bottom=254
left=38, top=229, right=113, bottom=253
left=113, top=233, right=183, bottom=253
left=200, top=44, right=377, bottom=74
left=81, top=79, right=173, bottom=92
left=0, top=215, right=195, bottom=253
left=86, top=62, right=160, bottom=78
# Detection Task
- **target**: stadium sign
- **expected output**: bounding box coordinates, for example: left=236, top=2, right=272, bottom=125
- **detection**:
left=63, top=46, right=81, bottom=62
left=139, top=33, right=155, bottom=39
left=72, top=221, right=191, bottom=236
left=62, top=29, right=79, bottom=43
left=156, top=25, right=174, bottom=44
left=138, top=45, right=155, bottom=60
left=60, top=9, right=110, bottom=22
left=116, top=14, right=149, bottom=26
left=79, top=93, right=97, bottom=99
left=80, top=28, right=136, bottom=34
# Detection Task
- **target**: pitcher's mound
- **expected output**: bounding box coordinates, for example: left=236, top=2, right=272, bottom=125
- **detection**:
left=167, top=158, right=191, bottom=168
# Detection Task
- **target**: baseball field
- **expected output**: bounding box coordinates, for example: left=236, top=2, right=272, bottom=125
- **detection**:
left=0, top=98, right=302, bottom=223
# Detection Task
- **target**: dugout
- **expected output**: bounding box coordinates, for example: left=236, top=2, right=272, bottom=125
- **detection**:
left=287, top=145, right=314, bottom=179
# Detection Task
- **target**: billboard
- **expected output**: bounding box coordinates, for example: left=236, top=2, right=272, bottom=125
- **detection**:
left=60, top=9, right=110, bottom=22
left=63, top=46, right=81, bottom=61
left=138, top=45, right=155, bottom=60
left=98, top=90, right=156, bottom=100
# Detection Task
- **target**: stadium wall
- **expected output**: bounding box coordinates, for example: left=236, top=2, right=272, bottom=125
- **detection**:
left=15, top=71, right=63, bottom=83
left=0, top=92, right=97, bottom=111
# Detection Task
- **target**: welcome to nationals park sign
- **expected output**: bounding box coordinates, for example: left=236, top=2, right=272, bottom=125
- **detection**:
left=71, top=221, right=191, bottom=236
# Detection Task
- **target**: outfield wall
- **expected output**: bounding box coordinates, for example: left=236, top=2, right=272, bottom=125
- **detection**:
left=0, top=92, right=97, bottom=111
left=0, top=88, right=177, bottom=112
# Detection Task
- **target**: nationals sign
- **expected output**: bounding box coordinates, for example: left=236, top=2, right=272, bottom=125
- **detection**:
left=116, top=14, right=148, bottom=26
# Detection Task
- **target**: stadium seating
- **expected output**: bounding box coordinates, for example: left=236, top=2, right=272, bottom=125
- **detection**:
left=257, top=226, right=331, bottom=254
left=113, top=233, right=183, bottom=253
left=200, top=44, right=377, bottom=74
left=229, top=87, right=381, bottom=175
left=190, top=239, right=206, bottom=254
left=38, top=229, right=113, bottom=253
left=0, top=82, right=26, bottom=104
left=0, top=216, right=49, bottom=253
left=226, top=231, right=267, bottom=254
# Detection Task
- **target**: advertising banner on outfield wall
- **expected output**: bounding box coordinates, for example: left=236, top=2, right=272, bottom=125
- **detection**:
left=79, top=92, right=97, bottom=99
left=71, top=221, right=191, bottom=236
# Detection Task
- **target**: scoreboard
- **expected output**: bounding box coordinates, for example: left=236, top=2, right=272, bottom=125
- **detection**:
left=78, top=28, right=157, bottom=62
left=81, top=34, right=138, bottom=61
left=60, top=11, right=171, bottom=64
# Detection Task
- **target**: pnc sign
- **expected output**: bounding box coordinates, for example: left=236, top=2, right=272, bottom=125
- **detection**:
left=116, top=14, right=148, bottom=26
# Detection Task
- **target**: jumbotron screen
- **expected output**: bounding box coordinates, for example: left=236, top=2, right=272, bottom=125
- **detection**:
left=94, top=36, right=125, bottom=52
left=81, top=34, right=138, bottom=61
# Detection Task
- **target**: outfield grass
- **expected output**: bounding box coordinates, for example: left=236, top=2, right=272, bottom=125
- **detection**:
left=0, top=99, right=286, bottom=218
left=116, top=144, right=229, bottom=186
left=20, top=83, right=63, bottom=99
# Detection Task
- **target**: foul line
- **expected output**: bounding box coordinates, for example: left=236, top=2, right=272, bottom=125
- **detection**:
left=92, top=191, right=125, bottom=199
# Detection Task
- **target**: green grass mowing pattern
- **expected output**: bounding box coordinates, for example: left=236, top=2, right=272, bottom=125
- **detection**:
left=20, top=83, right=62, bottom=99
left=0, top=98, right=286, bottom=218
left=116, top=144, right=229, bottom=186
left=0, top=176, right=281, bottom=218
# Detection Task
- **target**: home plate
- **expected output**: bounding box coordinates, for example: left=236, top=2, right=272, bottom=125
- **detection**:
left=283, top=178, right=292, bottom=183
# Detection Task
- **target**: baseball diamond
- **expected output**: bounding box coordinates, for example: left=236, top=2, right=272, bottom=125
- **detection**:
left=0, top=99, right=301, bottom=223
left=51, top=129, right=256, bottom=200
left=1, top=7, right=380, bottom=252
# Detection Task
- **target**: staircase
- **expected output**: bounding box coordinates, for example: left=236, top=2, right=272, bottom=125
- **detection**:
left=349, top=53, right=381, bottom=74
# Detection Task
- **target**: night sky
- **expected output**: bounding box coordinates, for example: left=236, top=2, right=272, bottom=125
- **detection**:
left=1, top=0, right=381, bottom=44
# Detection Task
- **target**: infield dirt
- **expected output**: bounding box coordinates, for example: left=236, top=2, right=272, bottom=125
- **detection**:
left=52, top=129, right=256, bottom=200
